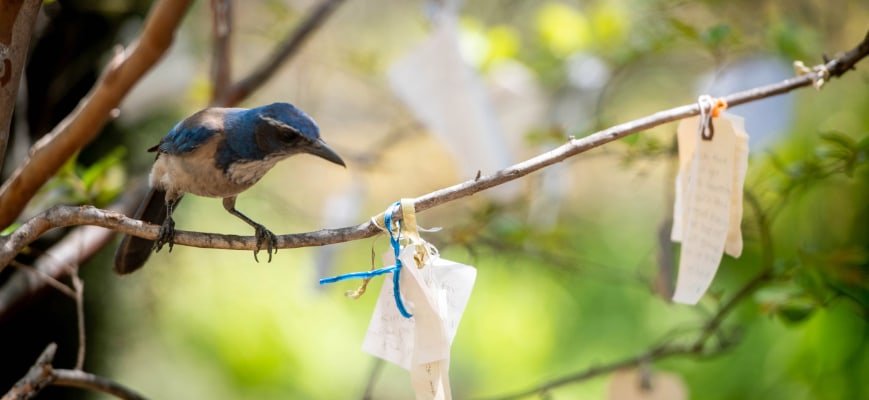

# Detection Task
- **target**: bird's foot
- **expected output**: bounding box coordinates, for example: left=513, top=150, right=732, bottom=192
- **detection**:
left=252, top=224, right=278, bottom=263
left=153, top=217, right=176, bottom=253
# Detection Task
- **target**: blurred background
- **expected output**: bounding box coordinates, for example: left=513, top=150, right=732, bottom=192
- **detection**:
left=1, top=0, right=867, bottom=398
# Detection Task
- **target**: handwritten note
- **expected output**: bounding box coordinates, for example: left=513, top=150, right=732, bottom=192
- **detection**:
left=362, top=247, right=476, bottom=370
left=671, top=113, right=749, bottom=304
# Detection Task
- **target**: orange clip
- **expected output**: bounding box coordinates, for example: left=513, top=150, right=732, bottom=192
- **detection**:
left=711, top=98, right=728, bottom=118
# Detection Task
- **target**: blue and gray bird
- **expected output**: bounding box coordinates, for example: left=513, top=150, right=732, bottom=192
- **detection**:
left=113, top=102, right=345, bottom=274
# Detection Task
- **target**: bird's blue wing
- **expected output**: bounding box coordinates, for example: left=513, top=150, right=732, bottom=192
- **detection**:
left=154, top=114, right=224, bottom=155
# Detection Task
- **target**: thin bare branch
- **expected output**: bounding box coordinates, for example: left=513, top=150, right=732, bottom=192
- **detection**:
left=51, top=369, right=147, bottom=400
left=216, top=0, right=347, bottom=106
left=2, top=343, right=56, bottom=400
left=2, top=343, right=148, bottom=400
left=477, top=342, right=718, bottom=400
left=71, top=273, right=85, bottom=370
left=0, top=0, right=41, bottom=170
left=0, top=0, right=194, bottom=230
left=8, top=260, right=77, bottom=299
left=0, top=32, right=866, bottom=272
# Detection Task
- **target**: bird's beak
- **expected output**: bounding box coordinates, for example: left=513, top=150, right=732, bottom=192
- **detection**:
left=309, top=139, right=346, bottom=167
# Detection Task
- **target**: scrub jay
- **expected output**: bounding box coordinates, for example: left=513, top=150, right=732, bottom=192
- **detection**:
left=113, top=102, right=345, bottom=274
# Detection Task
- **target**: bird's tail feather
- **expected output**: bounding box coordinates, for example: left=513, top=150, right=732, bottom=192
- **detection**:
left=113, top=188, right=169, bottom=274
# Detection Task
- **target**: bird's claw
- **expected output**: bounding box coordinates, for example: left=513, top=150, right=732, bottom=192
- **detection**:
left=154, top=217, right=176, bottom=253
left=252, top=224, right=278, bottom=263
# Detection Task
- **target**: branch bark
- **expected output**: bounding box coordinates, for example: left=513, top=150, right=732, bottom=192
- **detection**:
left=0, top=184, right=145, bottom=315
left=0, top=30, right=866, bottom=272
left=0, top=0, right=41, bottom=170
left=0, top=0, right=194, bottom=229
left=2, top=343, right=148, bottom=400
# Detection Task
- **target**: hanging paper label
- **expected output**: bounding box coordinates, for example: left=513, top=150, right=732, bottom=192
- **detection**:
left=362, top=247, right=476, bottom=370
left=671, top=113, right=749, bottom=304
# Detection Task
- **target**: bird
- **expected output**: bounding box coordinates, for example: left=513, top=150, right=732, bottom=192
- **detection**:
left=113, top=102, right=345, bottom=274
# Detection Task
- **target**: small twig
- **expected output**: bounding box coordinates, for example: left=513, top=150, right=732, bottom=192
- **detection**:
left=8, top=260, right=77, bottom=299
left=217, top=0, right=347, bottom=106
left=360, top=358, right=384, bottom=400
left=2, top=343, right=147, bottom=400
left=2, top=343, right=56, bottom=400
left=71, top=272, right=86, bottom=370
left=51, top=369, right=147, bottom=400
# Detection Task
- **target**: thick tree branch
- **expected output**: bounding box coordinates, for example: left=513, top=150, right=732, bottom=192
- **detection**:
left=215, top=0, right=346, bottom=107
left=0, top=0, right=41, bottom=170
left=0, top=185, right=144, bottom=317
left=0, top=31, right=866, bottom=272
left=0, top=0, right=194, bottom=229
left=2, top=343, right=147, bottom=400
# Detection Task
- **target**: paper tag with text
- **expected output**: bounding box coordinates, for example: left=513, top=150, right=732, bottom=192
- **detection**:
left=362, top=246, right=476, bottom=370
left=671, top=113, right=749, bottom=304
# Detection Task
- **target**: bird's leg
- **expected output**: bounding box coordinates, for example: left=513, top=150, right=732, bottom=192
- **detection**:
left=222, top=196, right=278, bottom=262
left=154, top=197, right=180, bottom=253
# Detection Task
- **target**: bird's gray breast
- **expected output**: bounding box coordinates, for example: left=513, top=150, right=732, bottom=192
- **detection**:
left=225, top=156, right=283, bottom=186
left=150, top=138, right=282, bottom=199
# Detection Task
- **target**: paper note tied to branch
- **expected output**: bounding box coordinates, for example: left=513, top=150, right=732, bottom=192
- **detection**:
left=671, top=113, right=749, bottom=304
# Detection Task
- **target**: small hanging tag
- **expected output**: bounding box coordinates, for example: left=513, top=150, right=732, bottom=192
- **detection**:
left=725, top=115, right=749, bottom=257
left=671, top=107, right=749, bottom=304
left=362, top=247, right=476, bottom=370
left=327, top=199, right=475, bottom=399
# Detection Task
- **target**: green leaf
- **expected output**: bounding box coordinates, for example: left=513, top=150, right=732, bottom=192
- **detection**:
left=818, top=131, right=857, bottom=149
left=81, top=147, right=127, bottom=188
left=777, top=298, right=816, bottom=325
left=701, top=24, right=732, bottom=47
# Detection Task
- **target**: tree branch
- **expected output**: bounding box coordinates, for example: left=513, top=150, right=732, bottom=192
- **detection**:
left=477, top=341, right=730, bottom=400
left=0, top=0, right=41, bottom=171
left=2, top=343, right=148, bottom=400
left=0, top=30, right=865, bottom=271
left=215, top=0, right=347, bottom=107
left=51, top=369, right=146, bottom=400
left=209, top=0, right=232, bottom=102
left=0, top=0, right=194, bottom=229
left=0, top=184, right=144, bottom=317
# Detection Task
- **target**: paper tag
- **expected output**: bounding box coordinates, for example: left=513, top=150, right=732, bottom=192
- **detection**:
left=362, top=247, right=476, bottom=370
left=412, top=360, right=452, bottom=400
left=671, top=113, right=749, bottom=304
left=608, top=369, right=688, bottom=400
left=388, top=16, right=518, bottom=200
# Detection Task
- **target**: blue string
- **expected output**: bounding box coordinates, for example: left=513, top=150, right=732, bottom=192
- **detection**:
left=318, top=202, right=413, bottom=319
left=318, top=265, right=398, bottom=284
left=384, top=202, right=413, bottom=318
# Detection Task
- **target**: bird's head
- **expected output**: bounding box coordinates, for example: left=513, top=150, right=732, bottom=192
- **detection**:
left=253, top=102, right=346, bottom=167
